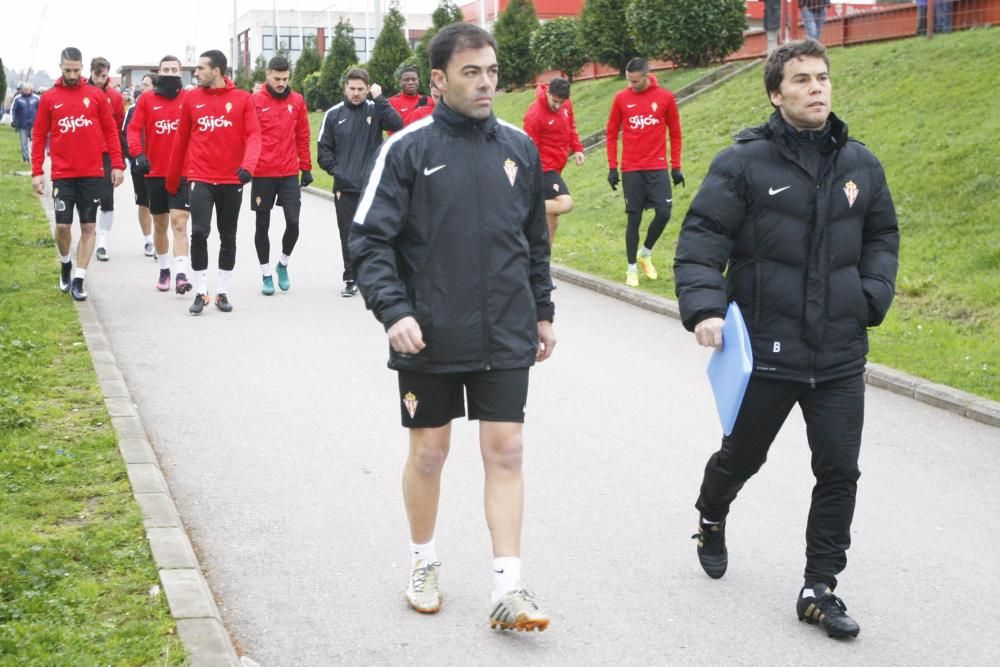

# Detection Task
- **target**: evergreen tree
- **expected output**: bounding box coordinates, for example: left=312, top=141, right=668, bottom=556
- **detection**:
left=302, top=71, right=324, bottom=110
left=318, top=19, right=359, bottom=109
left=493, top=0, right=540, bottom=89
left=291, top=42, right=322, bottom=94
left=251, top=55, right=267, bottom=85
left=627, top=0, right=747, bottom=67
left=415, top=1, right=466, bottom=88
left=366, top=0, right=413, bottom=96
left=531, top=17, right=588, bottom=82
left=0, top=59, right=7, bottom=105
left=580, top=0, right=640, bottom=77
left=234, top=63, right=252, bottom=91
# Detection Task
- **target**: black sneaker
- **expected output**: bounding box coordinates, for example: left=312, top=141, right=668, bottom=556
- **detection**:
left=215, top=293, right=233, bottom=312
left=340, top=281, right=358, bottom=298
left=797, top=584, right=860, bottom=638
left=692, top=518, right=727, bottom=579
left=59, top=261, right=72, bottom=293
left=70, top=278, right=88, bottom=301
left=189, top=293, right=209, bottom=315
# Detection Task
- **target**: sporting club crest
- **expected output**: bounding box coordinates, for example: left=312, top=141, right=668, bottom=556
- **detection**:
left=651, top=102, right=658, bottom=113
left=843, top=180, right=859, bottom=208
left=403, top=392, right=419, bottom=419
left=504, top=159, right=518, bottom=187
left=83, top=97, right=90, bottom=108
left=225, top=102, right=233, bottom=114
left=287, top=104, right=293, bottom=113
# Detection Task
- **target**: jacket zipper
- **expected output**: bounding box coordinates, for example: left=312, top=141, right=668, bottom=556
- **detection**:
left=472, top=133, right=492, bottom=370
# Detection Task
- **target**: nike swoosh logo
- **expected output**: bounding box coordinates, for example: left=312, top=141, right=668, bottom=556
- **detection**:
left=423, top=165, right=446, bottom=176
left=262, top=107, right=270, bottom=111
left=665, top=198, right=672, bottom=203
left=769, top=186, right=791, bottom=195
left=196, top=104, right=206, bottom=109
left=548, top=119, right=555, bottom=125
left=494, top=569, right=504, bottom=574
left=153, top=106, right=163, bottom=110
left=400, top=108, right=409, bottom=112
left=54, top=104, right=64, bottom=109
left=627, top=104, right=636, bottom=108
left=338, top=118, right=347, bottom=124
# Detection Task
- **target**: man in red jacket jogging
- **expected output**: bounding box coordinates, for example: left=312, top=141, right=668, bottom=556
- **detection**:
left=167, top=49, right=261, bottom=315
left=31, top=47, right=124, bottom=301
left=251, top=56, right=312, bottom=295
left=88, top=57, right=126, bottom=262
left=523, top=77, right=584, bottom=245
left=606, top=57, right=684, bottom=287
left=128, top=55, right=193, bottom=294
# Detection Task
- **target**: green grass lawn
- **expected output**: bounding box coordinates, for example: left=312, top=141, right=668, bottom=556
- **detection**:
left=0, top=132, right=184, bottom=664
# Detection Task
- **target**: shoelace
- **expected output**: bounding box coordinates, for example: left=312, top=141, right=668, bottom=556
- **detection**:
left=410, top=561, right=441, bottom=592
left=506, top=589, right=540, bottom=611
left=816, top=592, right=849, bottom=615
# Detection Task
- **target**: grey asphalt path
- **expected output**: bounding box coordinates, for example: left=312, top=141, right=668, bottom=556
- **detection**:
left=82, top=185, right=999, bottom=665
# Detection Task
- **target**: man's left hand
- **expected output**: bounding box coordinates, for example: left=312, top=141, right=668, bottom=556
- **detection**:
left=536, top=321, right=557, bottom=362
left=300, top=170, right=314, bottom=187
left=671, top=168, right=685, bottom=187
left=573, top=152, right=585, bottom=167
left=111, top=169, right=124, bottom=187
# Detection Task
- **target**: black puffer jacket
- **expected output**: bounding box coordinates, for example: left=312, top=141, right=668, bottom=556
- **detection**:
left=348, top=101, right=554, bottom=373
left=317, top=95, right=402, bottom=193
left=674, top=111, right=899, bottom=383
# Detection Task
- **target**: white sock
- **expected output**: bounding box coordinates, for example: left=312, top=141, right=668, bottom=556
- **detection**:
left=640, top=246, right=652, bottom=257
left=143, top=234, right=153, bottom=245
left=218, top=270, right=232, bottom=295
left=410, top=538, right=437, bottom=567
left=801, top=588, right=815, bottom=599
left=73, top=267, right=87, bottom=280
left=175, top=256, right=188, bottom=275
left=99, top=210, right=114, bottom=232
left=261, top=263, right=273, bottom=277
left=627, top=263, right=638, bottom=272
left=492, top=557, right=522, bottom=602
left=279, top=253, right=290, bottom=266
left=97, top=231, right=107, bottom=248
left=59, top=254, right=71, bottom=264
left=158, top=254, right=170, bottom=270
left=195, top=270, right=209, bottom=295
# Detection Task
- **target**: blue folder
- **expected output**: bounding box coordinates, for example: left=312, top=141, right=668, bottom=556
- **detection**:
left=706, top=302, right=754, bottom=436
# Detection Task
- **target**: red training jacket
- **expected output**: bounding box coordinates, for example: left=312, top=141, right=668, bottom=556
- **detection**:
left=166, top=78, right=261, bottom=192
left=127, top=90, right=187, bottom=177
left=388, top=92, right=435, bottom=131
left=523, top=83, right=583, bottom=174
left=252, top=87, right=311, bottom=178
left=93, top=80, right=126, bottom=135
left=606, top=74, right=683, bottom=172
left=31, top=77, right=125, bottom=179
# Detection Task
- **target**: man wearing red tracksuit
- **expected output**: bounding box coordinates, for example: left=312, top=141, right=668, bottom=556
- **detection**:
left=166, top=49, right=261, bottom=315
left=251, top=56, right=312, bottom=296
left=523, top=77, right=584, bottom=245
left=31, top=47, right=125, bottom=302
left=606, top=57, right=684, bottom=287
left=88, top=57, right=126, bottom=261
left=128, top=55, right=192, bottom=294
left=387, top=65, right=434, bottom=131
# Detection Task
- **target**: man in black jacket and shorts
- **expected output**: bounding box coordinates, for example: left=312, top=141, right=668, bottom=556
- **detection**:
left=350, top=23, right=556, bottom=632
left=674, top=39, right=899, bottom=640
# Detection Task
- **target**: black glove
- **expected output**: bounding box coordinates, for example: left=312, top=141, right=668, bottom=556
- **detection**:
left=416, top=95, right=429, bottom=108
left=671, top=168, right=685, bottom=187
left=236, top=168, right=252, bottom=184
left=300, top=170, right=314, bottom=187
left=607, top=169, right=619, bottom=191
left=134, top=154, right=151, bottom=175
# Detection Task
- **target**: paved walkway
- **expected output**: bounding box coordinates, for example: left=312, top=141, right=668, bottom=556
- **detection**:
left=79, top=187, right=999, bottom=665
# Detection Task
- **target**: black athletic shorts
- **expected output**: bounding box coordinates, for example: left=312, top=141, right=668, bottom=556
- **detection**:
left=397, top=368, right=530, bottom=428
left=251, top=175, right=300, bottom=211
left=52, top=178, right=102, bottom=224
left=100, top=153, right=114, bottom=211
left=131, top=167, right=149, bottom=208
left=542, top=170, right=570, bottom=200
left=622, top=169, right=672, bottom=213
left=145, top=177, right=191, bottom=215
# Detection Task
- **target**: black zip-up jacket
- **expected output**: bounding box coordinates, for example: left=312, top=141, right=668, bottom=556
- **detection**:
left=317, top=94, right=402, bottom=193
left=348, top=101, right=555, bottom=374
left=674, top=111, right=899, bottom=384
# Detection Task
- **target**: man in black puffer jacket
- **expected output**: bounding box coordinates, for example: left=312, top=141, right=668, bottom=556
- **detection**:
left=674, top=39, right=899, bottom=640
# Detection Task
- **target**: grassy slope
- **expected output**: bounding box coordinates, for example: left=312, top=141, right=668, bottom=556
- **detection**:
left=0, top=133, right=184, bottom=664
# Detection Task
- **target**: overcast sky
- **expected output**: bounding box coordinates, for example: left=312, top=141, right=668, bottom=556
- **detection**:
left=4, top=0, right=444, bottom=77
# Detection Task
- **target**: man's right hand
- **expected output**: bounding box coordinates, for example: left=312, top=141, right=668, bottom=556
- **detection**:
left=369, top=83, right=383, bottom=99
left=387, top=316, right=426, bottom=355
left=134, top=154, right=151, bottom=175
left=694, top=317, right=725, bottom=350
left=607, top=169, right=619, bottom=191
left=32, top=175, right=44, bottom=195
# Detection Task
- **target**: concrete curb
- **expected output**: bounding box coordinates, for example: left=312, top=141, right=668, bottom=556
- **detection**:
left=39, top=196, right=241, bottom=666
left=550, top=263, right=1000, bottom=429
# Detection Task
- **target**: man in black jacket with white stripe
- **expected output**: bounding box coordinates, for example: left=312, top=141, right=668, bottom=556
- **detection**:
left=317, top=68, right=402, bottom=296
left=674, top=39, right=899, bottom=639
left=349, top=23, right=556, bottom=632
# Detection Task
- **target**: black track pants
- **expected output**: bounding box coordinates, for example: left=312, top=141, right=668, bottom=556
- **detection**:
left=190, top=182, right=244, bottom=272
